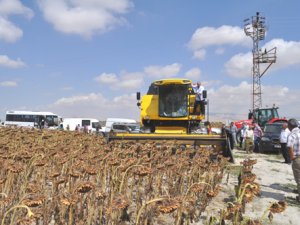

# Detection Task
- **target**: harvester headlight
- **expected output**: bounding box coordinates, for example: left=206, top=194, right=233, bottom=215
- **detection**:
left=191, top=115, right=196, bottom=120
left=145, top=116, right=150, bottom=120
left=154, top=81, right=163, bottom=85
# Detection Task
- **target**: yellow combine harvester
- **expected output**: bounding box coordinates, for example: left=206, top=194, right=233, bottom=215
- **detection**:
left=107, top=78, right=233, bottom=161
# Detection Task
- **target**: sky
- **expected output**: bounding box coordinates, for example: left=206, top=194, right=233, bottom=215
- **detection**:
left=0, top=0, right=300, bottom=122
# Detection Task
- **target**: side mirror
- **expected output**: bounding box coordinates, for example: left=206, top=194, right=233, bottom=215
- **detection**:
left=136, top=92, right=141, bottom=100
left=202, top=90, right=207, bottom=99
left=137, top=102, right=141, bottom=107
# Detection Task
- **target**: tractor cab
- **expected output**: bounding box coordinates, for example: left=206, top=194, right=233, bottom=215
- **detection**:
left=249, top=107, right=280, bottom=128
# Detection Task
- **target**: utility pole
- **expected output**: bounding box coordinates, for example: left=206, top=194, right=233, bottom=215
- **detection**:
left=244, top=12, right=276, bottom=111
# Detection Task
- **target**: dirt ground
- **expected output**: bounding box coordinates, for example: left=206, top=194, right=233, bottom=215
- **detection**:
left=200, top=148, right=300, bottom=225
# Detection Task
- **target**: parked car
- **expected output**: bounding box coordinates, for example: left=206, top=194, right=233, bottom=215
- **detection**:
left=192, top=122, right=221, bottom=135
left=258, top=123, right=283, bottom=153
left=110, top=122, right=141, bottom=134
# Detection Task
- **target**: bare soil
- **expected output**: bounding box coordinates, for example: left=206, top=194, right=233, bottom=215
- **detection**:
left=199, top=148, right=300, bottom=225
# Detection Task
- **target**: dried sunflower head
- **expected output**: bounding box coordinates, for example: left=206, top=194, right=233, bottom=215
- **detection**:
left=26, top=182, right=40, bottom=193
left=55, top=178, right=66, bottom=186
left=108, top=159, right=120, bottom=166
left=84, top=166, right=97, bottom=175
left=226, top=202, right=242, bottom=213
left=22, top=195, right=45, bottom=207
left=75, top=181, right=95, bottom=194
left=95, top=190, right=107, bottom=200
left=243, top=192, right=254, bottom=203
left=60, top=194, right=78, bottom=206
left=190, top=184, right=205, bottom=194
left=50, top=171, right=61, bottom=178
left=246, top=219, right=262, bottom=225
left=69, top=170, right=81, bottom=178
left=0, top=195, right=11, bottom=207
left=111, top=195, right=130, bottom=210
left=0, top=178, right=6, bottom=184
left=157, top=199, right=180, bottom=214
left=8, top=162, right=24, bottom=173
left=16, top=218, right=35, bottom=225
left=34, top=159, right=47, bottom=167
left=134, top=166, right=152, bottom=176
left=244, top=182, right=260, bottom=197
left=241, top=158, right=257, bottom=167
left=241, top=173, right=256, bottom=183
left=242, top=166, right=253, bottom=173
left=269, top=201, right=287, bottom=213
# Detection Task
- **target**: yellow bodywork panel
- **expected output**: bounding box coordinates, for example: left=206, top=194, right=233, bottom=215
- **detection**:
left=154, top=126, right=187, bottom=134
left=140, top=95, right=158, bottom=120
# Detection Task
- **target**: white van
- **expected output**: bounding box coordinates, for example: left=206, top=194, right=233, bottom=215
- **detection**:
left=62, top=118, right=100, bottom=133
left=104, top=118, right=137, bottom=133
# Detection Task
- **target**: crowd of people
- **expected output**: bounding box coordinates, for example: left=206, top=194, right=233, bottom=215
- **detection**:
left=226, top=119, right=300, bottom=204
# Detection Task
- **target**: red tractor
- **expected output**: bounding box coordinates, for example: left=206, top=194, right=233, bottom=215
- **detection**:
left=234, top=106, right=287, bottom=142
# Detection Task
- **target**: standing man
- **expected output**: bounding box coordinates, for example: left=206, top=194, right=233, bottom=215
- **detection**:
left=280, top=122, right=291, bottom=164
left=230, top=122, right=238, bottom=147
left=193, top=82, right=205, bottom=115
left=253, top=121, right=263, bottom=153
left=287, top=118, right=300, bottom=203
left=244, top=126, right=254, bottom=154
left=240, top=123, right=247, bottom=149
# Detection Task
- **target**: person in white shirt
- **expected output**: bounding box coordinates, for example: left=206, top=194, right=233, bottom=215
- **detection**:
left=244, top=126, right=254, bottom=153
left=239, top=123, right=247, bottom=149
left=192, top=82, right=205, bottom=115
left=280, top=122, right=291, bottom=164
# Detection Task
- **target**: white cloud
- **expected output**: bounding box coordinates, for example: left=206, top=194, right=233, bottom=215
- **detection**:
left=48, top=92, right=139, bottom=120
left=184, top=68, right=201, bottom=80
left=144, top=63, right=181, bottom=78
left=95, top=73, right=118, bottom=84
left=187, top=25, right=251, bottom=60
left=0, top=55, right=26, bottom=68
left=0, top=81, right=17, bottom=87
left=0, top=17, right=23, bottom=43
left=207, top=82, right=300, bottom=121
left=224, top=52, right=252, bottom=78
left=265, top=39, right=300, bottom=69
left=224, top=39, right=300, bottom=78
left=188, top=25, right=250, bottom=50
left=117, top=71, right=144, bottom=89
left=204, top=80, right=222, bottom=87
left=95, top=71, right=144, bottom=90
left=95, top=62, right=182, bottom=92
left=193, top=49, right=206, bottom=60
left=0, top=0, right=33, bottom=17
left=37, top=0, right=133, bottom=38
left=0, top=0, right=33, bottom=43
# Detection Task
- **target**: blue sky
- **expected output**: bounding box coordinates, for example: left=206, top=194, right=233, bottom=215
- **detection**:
left=0, top=0, right=300, bottom=121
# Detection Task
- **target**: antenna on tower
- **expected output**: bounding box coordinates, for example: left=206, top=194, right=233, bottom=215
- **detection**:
left=244, top=12, right=276, bottom=111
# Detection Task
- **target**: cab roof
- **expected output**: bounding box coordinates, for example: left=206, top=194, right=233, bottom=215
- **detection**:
left=153, top=78, right=192, bottom=85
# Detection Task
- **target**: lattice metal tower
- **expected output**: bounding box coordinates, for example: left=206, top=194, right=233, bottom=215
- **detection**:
left=244, top=12, right=276, bottom=111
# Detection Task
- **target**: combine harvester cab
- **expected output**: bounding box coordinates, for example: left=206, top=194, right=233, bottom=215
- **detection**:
left=107, top=78, right=233, bottom=162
